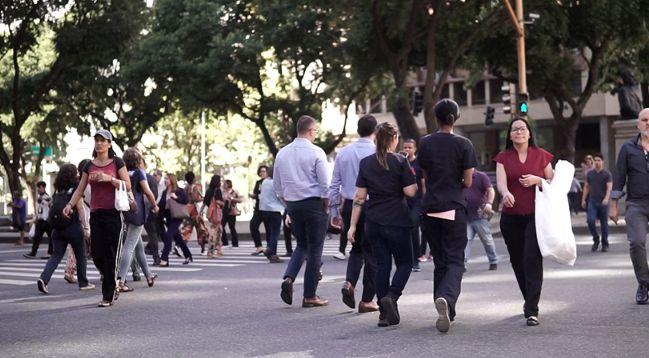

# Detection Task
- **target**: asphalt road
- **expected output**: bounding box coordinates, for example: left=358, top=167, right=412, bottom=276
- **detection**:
left=1, top=233, right=648, bottom=358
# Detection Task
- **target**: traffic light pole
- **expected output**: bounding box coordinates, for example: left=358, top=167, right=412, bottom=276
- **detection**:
left=503, top=0, right=528, bottom=110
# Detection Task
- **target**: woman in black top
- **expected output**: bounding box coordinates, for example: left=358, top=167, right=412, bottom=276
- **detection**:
left=348, top=122, right=417, bottom=327
left=158, top=173, right=192, bottom=266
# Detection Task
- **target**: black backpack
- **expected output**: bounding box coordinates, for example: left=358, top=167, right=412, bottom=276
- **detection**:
left=48, top=189, right=77, bottom=230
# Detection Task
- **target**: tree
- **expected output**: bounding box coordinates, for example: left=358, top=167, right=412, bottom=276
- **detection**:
left=0, top=0, right=145, bottom=195
left=474, top=0, right=649, bottom=162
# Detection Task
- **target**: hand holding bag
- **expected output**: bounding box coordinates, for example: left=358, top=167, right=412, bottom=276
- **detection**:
left=115, top=180, right=131, bottom=212
left=535, top=160, right=577, bottom=266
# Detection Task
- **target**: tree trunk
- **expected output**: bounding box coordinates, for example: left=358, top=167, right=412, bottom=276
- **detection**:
left=555, top=116, right=579, bottom=164
left=392, top=93, right=421, bottom=142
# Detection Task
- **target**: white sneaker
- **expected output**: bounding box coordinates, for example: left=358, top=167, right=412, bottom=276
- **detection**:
left=333, top=252, right=346, bottom=260
left=435, top=297, right=451, bottom=333
left=79, top=283, right=96, bottom=291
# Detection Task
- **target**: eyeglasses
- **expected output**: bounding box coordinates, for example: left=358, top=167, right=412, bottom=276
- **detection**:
left=510, top=127, right=528, bottom=133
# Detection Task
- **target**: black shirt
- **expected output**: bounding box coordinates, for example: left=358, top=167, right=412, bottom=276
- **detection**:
left=356, top=153, right=416, bottom=227
left=612, top=134, right=649, bottom=203
left=252, top=179, right=264, bottom=212
left=586, top=169, right=612, bottom=203
left=203, top=188, right=224, bottom=207
left=417, top=132, right=478, bottom=213
left=406, top=157, right=424, bottom=208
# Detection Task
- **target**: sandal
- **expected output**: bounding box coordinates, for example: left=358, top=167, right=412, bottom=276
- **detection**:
left=64, top=275, right=77, bottom=284
left=118, top=283, right=134, bottom=293
left=147, top=273, right=158, bottom=288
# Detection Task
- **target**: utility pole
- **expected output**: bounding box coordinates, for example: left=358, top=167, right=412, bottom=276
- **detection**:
left=200, top=110, right=206, bottom=195
left=503, top=0, right=528, bottom=114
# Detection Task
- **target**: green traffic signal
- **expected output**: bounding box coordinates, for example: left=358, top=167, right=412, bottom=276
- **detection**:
left=519, top=102, right=528, bottom=114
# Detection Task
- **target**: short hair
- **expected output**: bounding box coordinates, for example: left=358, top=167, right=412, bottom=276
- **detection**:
left=593, top=153, right=604, bottom=160
left=36, top=181, right=46, bottom=188
left=403, top=138, right=416, bottom=146
left=296, top=115, right=316, bottom=135
left=224, top=179, right=233, bottom=188
left=185, top=171, right=196, bottom=184
left=357, top=115, right=377, bottom=137
left=123, top=148, right=143, bottom=170
left=257, top=165, right=269, bottom=176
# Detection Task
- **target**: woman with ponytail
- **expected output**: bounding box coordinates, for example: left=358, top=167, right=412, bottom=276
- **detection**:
left=347, top=122, right=418, bottom=328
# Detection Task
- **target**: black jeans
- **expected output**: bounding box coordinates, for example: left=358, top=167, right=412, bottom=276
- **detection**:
left=144, top=211, right=163, bottom=262
left=409, top=204, right=422, bottom=264
left=341, top=199, right=376, bottom=302
left=250, top=210, right=265, bottom=248
left=366, top=221, right=412, bottom=303
left=222, top=214, right=238, bottom=247
left=500, top=213, right=543, bottom=318
left=421, top=209, right=468, bottom=321
left=162, top=218, right=192, bottom=261
left=40, top=223, right=88, bottom=286
left=90, top=209, right=122, bottom=302
left=283, top=212, right=293, bottom=254
left=30, top=219, right=52, bottom=256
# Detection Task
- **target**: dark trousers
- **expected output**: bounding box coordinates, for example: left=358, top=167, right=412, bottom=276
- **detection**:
left=144, top=212, right=163, bottom=262
left=30, top=219, right=52, bottom=256
left=500, top=213, right=543, bottom=318
left=40, top=223, right=88, bottom=286
left=568, top=192, right=580, bottom=214
left=90, top=209, right=122, bottom=302
left=366, top=221, right=412, bottom=303
left=261, top=211, right=282, bottom=255
left=250, top=210, right=265, bottom=248
left=162, top=218, right=192, bottom=261
left=409, top=205, right=422, bottom=264
left=421, top=209, right=468, bottom=321
left=222, top=214, right=238, bottom=247
left=283, top=212, right=293, bottom=254
left=341, top=199, right=376, bottom=302
left=283, top=198, right=327, bottom=298
left=587, top=200, right=609, bottom=245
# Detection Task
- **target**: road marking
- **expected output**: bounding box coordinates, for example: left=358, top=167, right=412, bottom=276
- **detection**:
left=0, top=278, right=32, bottom=286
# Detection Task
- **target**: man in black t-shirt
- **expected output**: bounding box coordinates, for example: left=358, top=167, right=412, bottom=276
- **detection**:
left=418, top=99, right=477, bottom=333
left=581, top=153, right=612, bottom=252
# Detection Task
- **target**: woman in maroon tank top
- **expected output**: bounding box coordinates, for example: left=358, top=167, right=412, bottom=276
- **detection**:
left=495, top=117, right=554, bottom=327
left=64, top=129, right=132, bottom=307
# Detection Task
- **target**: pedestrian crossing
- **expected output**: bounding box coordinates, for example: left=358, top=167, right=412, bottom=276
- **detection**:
left=0, top=240, right=344, bottom=286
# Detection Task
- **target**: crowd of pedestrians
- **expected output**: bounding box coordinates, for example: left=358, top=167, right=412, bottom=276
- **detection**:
left=6, top=102, right=649, bottom=332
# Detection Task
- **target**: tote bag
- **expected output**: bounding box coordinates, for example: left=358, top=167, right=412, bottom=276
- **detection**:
left=115, top=180, right=131, bottom=212
left=168, top=196, right=190, bottom=219
left=535, top=160, right=577, bottom=266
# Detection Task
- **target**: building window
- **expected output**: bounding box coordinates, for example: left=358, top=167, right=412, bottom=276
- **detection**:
left=454, top=82, right=467, bottom=106
left=472, top=81, right=486, bottom=105
left=489, top=79, right=504, bottom=104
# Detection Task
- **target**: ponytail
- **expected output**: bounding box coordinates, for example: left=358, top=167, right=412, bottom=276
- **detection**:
left=375, top=122, right=398, bottom=170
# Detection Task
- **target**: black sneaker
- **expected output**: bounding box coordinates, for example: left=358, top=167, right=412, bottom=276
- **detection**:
left=489, top=263, right=498, bottom=271
left=636, top=283, right=648, bottom=304
left=37, top=279, right=48, bottom=294
left=591, top=237, right=600, bottom=252
left=601, top=245, right=609, bottom=252
left=23, top=253, right=37, bottom=259
left=379, top=296, right=400, bottom=326
left=132, top=275, right=142, bottom=282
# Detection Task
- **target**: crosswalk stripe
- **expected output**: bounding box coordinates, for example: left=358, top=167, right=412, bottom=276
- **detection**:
left=0, top=278, right=32, bottom=286
left=0, top=270, right=100, bottom=280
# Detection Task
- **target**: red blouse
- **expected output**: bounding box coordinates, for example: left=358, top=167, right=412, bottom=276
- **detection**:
left=83, top=158, right=125, bottom=212
left=494, top=147, right=553, bottom=216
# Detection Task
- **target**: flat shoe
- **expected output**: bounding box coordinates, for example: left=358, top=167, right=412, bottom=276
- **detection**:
left=281, top=278, right=293, bottom=305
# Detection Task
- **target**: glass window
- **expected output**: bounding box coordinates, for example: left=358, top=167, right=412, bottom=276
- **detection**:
left=489, top=79, right=504, bottom=104
left=454, top=82, right=467, bottom=106
left=472, top=80, right=486, bottom=105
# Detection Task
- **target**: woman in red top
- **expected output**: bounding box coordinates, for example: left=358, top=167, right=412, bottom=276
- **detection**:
left=495, top=117, right=553, bottom=327
left=64, top=129, right=131, bottom=307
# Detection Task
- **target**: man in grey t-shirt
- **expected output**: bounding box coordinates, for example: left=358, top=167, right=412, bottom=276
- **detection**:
left=581, top=153, right=612, bottom=252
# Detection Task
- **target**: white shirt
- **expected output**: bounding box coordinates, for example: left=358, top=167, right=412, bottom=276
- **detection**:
left=36, top=193, right=51, bottom=221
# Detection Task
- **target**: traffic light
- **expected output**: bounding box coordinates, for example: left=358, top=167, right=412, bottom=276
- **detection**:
left=501, top=82, right=513, bottom=114
left=485, top=106, right=495, bottom=126
left=518, top=92, right=529, bottom=115
left=413, top=90, right=424, bottom=115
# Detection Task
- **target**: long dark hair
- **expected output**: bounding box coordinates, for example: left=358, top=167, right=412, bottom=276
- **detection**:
left=54, top=164, right=79, bottom=192
left=208, top=175, right=222, bottom=191
left=505, top=116, right=537, bottom=150
left=375, top=122, right=398, bottom=170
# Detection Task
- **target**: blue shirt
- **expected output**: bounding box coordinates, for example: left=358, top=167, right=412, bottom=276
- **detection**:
left=328, top=137, right=375, bottom=217
left=273, top=138, right=330, bottom=202
left=260, top=178, right=285, bottom=213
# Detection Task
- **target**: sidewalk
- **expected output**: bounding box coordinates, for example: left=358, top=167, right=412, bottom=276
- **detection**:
left=0, top=212, right=627, bottom=244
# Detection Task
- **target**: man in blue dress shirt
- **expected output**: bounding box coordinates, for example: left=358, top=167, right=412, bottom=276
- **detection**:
left=274, top=115, right=331, bottom=307
left=329, top=115, right=379, bottom=313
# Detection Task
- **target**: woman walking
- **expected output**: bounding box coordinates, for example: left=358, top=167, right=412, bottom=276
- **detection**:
left=116, top=148, right=159, bottom=292
left=347, top=122, right=417, bottom=327
left=64, top=129, right=131, bottom=307
left=37, top=164, right=95, bottom=294
left=62, top=159, right=93, bottom=284
left=182, top=172, right=207, bottom=253
left=221, top=179, right=241, bottom=247
left=260, top=167, right=285, bottom=263
left=200, top=175, right=225, bottom=258
left=159, top=173, right=193, bottom=266
left=495, top=116, right=554, bottom=326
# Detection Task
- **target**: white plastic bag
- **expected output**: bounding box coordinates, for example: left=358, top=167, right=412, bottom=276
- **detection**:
left=535, top=160, right=577, bottom=266
left=114, top=180, right=130, bottom=212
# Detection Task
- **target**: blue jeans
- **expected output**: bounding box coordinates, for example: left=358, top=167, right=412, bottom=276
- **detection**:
left=261, top=211, right=282, bottom=255
left=587, top=200, right=609, bottom=245
left=465, top=219, right=498, bottom=264
left=40, top=223, right=89, bottom=287
left=118, top=224, right=151, bottom=283
left=283, top=198, right=327, bottom=298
